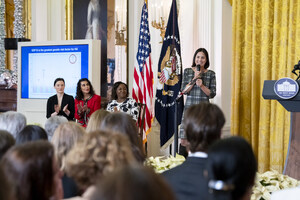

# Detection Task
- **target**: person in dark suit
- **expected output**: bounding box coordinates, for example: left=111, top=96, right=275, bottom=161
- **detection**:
left=162, top=102, right=225, bottom=200
left=47, top=78, right=75, bottom=121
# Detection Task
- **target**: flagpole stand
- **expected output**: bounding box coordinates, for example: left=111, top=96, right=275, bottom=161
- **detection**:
left=174, top=97, right=180, bottom=156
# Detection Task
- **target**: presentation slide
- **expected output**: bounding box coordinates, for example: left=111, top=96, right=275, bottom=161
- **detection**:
left=21, top=45, right=89, bottom=99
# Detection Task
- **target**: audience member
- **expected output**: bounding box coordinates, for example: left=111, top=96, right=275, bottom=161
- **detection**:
left=52, top=121, right=85, bottom=198
left=91, top=165, right=176, bottom=200
left=45, top=115, right=68, bottom=141
left=0, top=141, right=63, bottom=200
left=100, top=112, right=145, bottom=162
left=0, top=165, right=13, bottom=200
left=86, top=109, right=110, bottom=132
left=162, top=102, right=225, bottom=200
left=16, top=125, right=48, bottom=144
left=0, top=130, right=15, bottom=159
left=75, top=78, right=101, bottom=127
left=0, top=111, right=26, bottom=138
left=106, top=81, right=139, bottom=121
left=206, top=136, right=257, bottom=200
left=65, top=130, right=136, bottom=199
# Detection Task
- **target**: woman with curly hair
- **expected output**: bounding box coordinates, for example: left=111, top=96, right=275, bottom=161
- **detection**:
left=65, top=130, right=137, bottom=199
left=74, top=78, right=101, bottom=127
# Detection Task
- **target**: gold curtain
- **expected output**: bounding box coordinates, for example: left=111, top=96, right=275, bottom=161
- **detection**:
left=231, top=0, right=300, bottom=172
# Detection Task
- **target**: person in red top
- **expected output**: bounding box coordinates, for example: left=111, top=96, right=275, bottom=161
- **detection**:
left=75, top=78, right=101, bottom=127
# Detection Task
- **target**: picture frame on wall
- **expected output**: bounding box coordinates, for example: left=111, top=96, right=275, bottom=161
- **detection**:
left=66, top=0, right=128, bottom=99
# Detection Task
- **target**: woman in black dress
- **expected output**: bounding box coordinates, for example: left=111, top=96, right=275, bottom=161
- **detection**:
left=47, top=78, right=75, bottom=121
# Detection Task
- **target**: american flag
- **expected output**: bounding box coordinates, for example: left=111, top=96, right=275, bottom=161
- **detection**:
left=132, top=2, right=153, bottom=143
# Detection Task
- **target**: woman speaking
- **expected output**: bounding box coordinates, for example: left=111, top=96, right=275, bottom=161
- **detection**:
left=179, top=48, right=216, bottom=155
left=46, top=78, right=75, bottom=121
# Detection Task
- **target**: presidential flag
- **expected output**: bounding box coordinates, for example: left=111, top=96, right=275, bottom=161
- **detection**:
left=155, top=0, right=183, bottom=148
left=132, top=2, right=153, bottom=143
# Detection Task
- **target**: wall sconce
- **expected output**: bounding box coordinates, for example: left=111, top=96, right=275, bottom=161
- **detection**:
left=115, top=21, right=127, bottom=46
left=151, top=17, right=166, bottom=43
left=150, top=2, right=167, bottom=43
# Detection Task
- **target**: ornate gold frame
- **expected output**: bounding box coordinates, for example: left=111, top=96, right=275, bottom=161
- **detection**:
left=65, top=0, right=73, bottom=40
left=23, top=0, right=31, bottom=39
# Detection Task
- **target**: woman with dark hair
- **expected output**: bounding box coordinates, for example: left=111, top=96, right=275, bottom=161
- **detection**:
left=179, top=48, right=216, bottom=156
left=16, top=125, right=48, bottom=144
left=206, top=136, right=257, bottom=200
left=0, top=141, right=63, bottom=200
left=75, top=78, right=101, bottom=127
left=106, top=81, right=139, bottom=121
left=100, top=112, right=145, bottom=162
left=90, top=165, right=176, bottom=200
left=0, top=130, right=15, bottom=159
left=47, top=78, right=75, bottom=121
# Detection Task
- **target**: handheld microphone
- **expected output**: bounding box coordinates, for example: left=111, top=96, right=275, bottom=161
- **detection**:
left=196, top=64, right=201, bottom=71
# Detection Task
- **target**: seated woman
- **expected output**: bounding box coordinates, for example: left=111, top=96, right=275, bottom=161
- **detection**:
left=0, top=141, right=63, bottom=200
left=85, top=109, right=110, bottom=133
left=47, top=78, right=75, bottom=121
left=90, top=165, right=176, bottom=200
left=51, top=122, right=85, bottom=198
left=206, top=136, right=257, bottom=200
left=75, top=78, right=101, bottom=127
left=106, top=81, right=139, bottom=121
left=65, top=130, right=137, bottom=199
left=100, top=112, right=145, bottom=162
left=16, top=125, right=48, bottom=144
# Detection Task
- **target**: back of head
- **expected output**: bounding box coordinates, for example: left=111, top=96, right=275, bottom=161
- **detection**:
left=0, top=111, right=26, bottom=138
left=86, top=109, right=110, bottom=132
left=16, top=125, right=48, bottom=144
left=100, top=112, right=145, bottom=162
left=0, top=141, right=55, bottom=200
left=206, top=136, right=257, bottom=200
left=65, top=130, right=137, bottom=190
left=0, top=165, right=13, bottom=200
left=184, top=102, right=225, bottom=152
left=45, top=115, right=68, bottom=141
left=0, top=130, right=15, bottom=159
left=90, top=165, right=176, bottom=200
left=52, top=121, right=85, bottom=170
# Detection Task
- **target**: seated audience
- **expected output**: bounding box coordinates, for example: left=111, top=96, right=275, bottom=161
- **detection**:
left=85, top=109, right=110, bottom=133
left=0, top=141, right=63, bottom=200
left=90, top=165, right=176, bottom=200
left=75, top=78, right=101, bottom=127
left=0, top=130, right=15, bottom=159
left=45, top=115, right=68, bottom=141
left=16, top=125, right=48, bottom=144
left=100, top=112, right=145, bottom=162
left=65, top=130, right=136, bottom=199
left=162, top=102, right=225, bottom=200
left=0, top=111, right=26, bottom=138
left=52, top=121, right=85, bottom=198
left=206, top=136, right=257, bottom=200
left=106, top=81, right=139, bottom=121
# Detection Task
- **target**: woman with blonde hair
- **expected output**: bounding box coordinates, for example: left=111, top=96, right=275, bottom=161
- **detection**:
left=51, top=121, right=85, bottom=198
left=85, top=109, right=109, bottom=133
left=65, top=130, right=137, bottom=199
